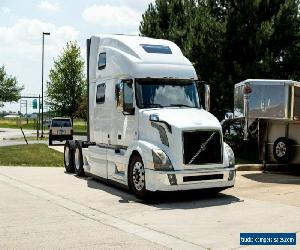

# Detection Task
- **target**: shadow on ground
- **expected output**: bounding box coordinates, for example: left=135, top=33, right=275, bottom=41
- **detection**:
left=242, top=171, right=300, bottom=185
left=82, top=175, right=242, bottom=210
left=49, top=143, right=65, bottom=146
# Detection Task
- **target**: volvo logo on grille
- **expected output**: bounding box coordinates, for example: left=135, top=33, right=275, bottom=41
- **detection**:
left=188, top=132, right=217, bottom=164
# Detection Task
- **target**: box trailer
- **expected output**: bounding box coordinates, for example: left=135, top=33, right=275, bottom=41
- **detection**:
left=64, top=35, right=235, bottom=198
left=222, top=79, right=300, bottom=164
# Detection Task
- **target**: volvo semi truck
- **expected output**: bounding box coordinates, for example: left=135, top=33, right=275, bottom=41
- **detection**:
left=64, top=35, right=235, bottom=198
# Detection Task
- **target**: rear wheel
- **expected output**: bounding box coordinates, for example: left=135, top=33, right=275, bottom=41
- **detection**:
left=64, top=140, right=75, bottom=173
left=128, top=154, right=150, bottom=199
left=74, top=141, right=85, bottom=176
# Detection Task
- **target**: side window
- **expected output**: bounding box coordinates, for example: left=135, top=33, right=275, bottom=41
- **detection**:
left=123, top=81, right=134, bottom=111
left=115, top=81, right=123, bottom=112
left=98, top=53, right=106, bottom=70
left=96, top=83, right=106, bottom=104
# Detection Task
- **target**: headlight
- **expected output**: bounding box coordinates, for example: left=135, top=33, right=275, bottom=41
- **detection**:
left=225, top=144, right=235, bottom=168
left=152, top=149, right=174, bottom=171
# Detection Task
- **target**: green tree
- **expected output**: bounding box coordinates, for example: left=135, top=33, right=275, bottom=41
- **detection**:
left=140, top=0, right=300, bottom=119
left=47, top=41, right=86, bottom=122
left=75, top=85, right=88, bottom=121
left=0, top=65, right=23, bottom=107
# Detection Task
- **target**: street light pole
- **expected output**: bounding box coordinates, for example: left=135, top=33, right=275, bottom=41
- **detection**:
left=41, top=32, right=50, bottom=138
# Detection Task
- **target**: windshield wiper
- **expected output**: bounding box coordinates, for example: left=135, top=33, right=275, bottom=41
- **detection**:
left=143, top=103, right=163, bottom=108
left=169, top=104, right=194, bottom=108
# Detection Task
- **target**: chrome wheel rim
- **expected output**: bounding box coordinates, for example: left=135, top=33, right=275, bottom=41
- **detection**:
left=276, top=142, right=286, bottom=157
left=75, top=148, right=80, bottom=170
left=132, top=162, right=145, bottom=191
left=64, top=146, right=70, bottom=166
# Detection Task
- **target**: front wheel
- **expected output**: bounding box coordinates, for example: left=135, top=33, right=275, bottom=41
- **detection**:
left=128, top=154, right=150, bottom=199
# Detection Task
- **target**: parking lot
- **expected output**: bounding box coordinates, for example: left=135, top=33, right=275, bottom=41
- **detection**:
left=0, top=167, right=299, bottom=250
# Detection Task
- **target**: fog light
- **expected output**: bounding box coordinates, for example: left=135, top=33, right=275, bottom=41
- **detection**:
left=168, top=174, right=177, bottom=185
left=228, top=170, right=235, bottom=181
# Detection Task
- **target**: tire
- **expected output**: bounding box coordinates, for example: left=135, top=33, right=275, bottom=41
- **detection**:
left=64, top=140, right=75, bottom=173
left=49, top=135, right=52, bottom=145
left=128, top=154, right=150, bottom=199
left=74, top=141, right=85, bottom=176
left=273, top=137, right=292, bottom=163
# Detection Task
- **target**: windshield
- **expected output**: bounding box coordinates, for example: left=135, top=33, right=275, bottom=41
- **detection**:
left=51, top=119, right=71, bottom=127
left=135, top=79, right=200, bottom=109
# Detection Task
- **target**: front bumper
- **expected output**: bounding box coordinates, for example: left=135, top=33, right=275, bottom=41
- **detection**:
left=145, top=167, right=235, bottom=192
left=50, top=134, right=73, bottom=141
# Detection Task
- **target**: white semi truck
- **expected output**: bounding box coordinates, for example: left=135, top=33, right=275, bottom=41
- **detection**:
left=64, top=35, right=235, bottom=198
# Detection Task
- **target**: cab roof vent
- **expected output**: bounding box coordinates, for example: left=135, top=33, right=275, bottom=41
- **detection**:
left=140, top=44, right=172, bottom=54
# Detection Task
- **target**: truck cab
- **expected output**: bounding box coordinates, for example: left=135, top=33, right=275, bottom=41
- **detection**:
left=64, top=35, right=235, bottom=198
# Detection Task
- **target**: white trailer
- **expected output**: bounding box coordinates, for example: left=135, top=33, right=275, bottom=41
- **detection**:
left=64, top=35, right=235, bottom=198
left=223, top=79, right=300, bottom=164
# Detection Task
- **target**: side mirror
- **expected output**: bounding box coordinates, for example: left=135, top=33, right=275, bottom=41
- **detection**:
left=204, top=84, right=210, bottom=112
left=196, top=80, right=210, bottom=111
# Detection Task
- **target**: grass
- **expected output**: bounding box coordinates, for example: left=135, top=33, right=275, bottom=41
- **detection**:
left=4, top=136, right=48, bottom=141
left=0, top=144, right=64, bottom=167
left=0, top=118, right=87, bottom=133
left=72, top=119, right=87, bottom=133
left=0, top=118, right=37, bottom=130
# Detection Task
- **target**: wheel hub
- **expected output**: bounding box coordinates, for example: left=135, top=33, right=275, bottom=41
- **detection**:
left=132, top=162, right=145, bottom=191
left=64, top=147, right=70, bottom=166
left=276, top=142, right=286, bottom=157
left=75, top=148, right=80, bottom=170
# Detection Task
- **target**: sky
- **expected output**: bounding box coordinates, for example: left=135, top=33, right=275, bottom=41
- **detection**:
left=0, top=0, right=154, bottom=113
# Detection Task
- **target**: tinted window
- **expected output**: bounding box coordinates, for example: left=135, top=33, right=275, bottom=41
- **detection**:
left=52, top=119, right=71, bottom=127
left=96, top=83, right=106, bottom=104
left=98, top=53, right=106, bottom=70
left=248, top=84, right=286, bottom=118
left=124, top=81, right=134, bottom=110
left=140, top=44, right=172, bottom=54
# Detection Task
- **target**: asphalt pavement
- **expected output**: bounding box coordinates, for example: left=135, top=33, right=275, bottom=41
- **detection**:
left=0, top=167, right=299, bottom=250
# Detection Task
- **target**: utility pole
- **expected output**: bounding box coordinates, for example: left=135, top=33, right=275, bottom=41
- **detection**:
left=38, top=94, right=41, bottom=139
left=41, top=32, right=50, bottom=138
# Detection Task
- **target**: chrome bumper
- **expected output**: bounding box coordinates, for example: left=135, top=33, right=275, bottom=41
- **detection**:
left=145, top=168, right=235, bottom=192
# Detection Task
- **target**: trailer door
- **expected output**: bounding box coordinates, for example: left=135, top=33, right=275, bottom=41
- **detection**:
left=294, top=86, right=300, bottom=120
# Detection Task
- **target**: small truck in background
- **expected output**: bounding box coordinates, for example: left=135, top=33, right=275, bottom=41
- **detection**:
left=63, top=35, right=236, bottom=199
left=222, top=79, right=300, bottom=164
left=49, top=117, right=73, bottom=145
